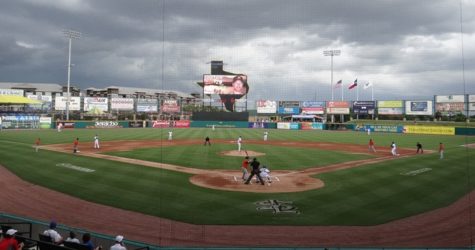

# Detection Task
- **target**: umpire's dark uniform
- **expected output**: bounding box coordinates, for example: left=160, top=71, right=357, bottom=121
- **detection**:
left=245, top=158, right=265, bottom=185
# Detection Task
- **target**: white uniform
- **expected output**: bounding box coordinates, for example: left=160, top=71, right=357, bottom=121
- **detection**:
left=391, top=143, right=397, bottom=156
left=237, top=136, right=242, bottom=151
left=212, top=125, right=215, bottom=131
left=168, top=131, right=173, bottom=141
left=43, top=229, right=62, bottom=244
left=263, top=131, right=268, bottom=141
left=57, top=123, right=63, bottom=132
left=259, top=167, right=272, bottom=185
left=367, top=128, right=371, bottom=135
left=94, top=135, right=100, bottom=149
left=110, top=243, right=127, bottom=250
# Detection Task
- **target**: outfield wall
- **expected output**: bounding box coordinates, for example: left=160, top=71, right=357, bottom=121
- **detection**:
left=354, top=123, right=475, bottom=135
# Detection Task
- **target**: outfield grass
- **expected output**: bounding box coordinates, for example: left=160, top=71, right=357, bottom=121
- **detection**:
left=0, top=128, right=474, bottom=225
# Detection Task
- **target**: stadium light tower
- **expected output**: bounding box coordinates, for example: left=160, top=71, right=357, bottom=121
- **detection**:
left=323, top=50, right=341, bottom=101
left=63, top=29, right=81, bottom=120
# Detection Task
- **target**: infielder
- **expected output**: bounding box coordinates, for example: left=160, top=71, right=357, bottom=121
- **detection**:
left=368, top=139, right=376, bottom=153
left=263, top=131, right=268, bottom=141
left=94, top=134, right=100, bottom=149
left=57, top=122, right=63, bottom=132
left=439, top=142, right=444, bottom=159
left=237, top=136, right=242, bottom=152
left=35, top=138, right=41, bottom=152
left=391, top=141, right=398, bottom=156
left=168, top=131, right=173, bottom=141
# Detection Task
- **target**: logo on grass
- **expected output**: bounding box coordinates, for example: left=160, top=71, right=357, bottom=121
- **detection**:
left=56, top=163, right=95, bottom=173
left=400, top=168, right=432, bottom=176
left=255, top=200, right=300, bottom=214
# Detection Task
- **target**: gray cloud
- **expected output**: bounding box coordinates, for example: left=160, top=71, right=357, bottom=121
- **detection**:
left=0, top=0, right=473, bottom=102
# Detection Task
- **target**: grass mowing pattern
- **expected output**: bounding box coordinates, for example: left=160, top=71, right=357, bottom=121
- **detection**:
left=0, top=128, right=474, bottom=225
left=105, top=143, right=374, bottom=170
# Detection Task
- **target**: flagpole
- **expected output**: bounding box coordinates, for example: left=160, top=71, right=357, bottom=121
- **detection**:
left=371, top=83, right=374, bottom=101
left=341, top=82, right=344, bottom=101
left=356, top=82, right=359, bottom=101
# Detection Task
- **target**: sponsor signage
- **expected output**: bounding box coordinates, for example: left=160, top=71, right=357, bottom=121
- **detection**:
left=279, top=101, right=300, bottom=108
left=39, top=117, right=52, bottom=129
left=378, top=100, right=403, bottom=108
left=0, top=89, right=24, bottom=96
left=278, top=107, right=300, bottom=115
left=301, top=101, right=325, bottom=108
left=27, top=95, right=53, bottom=102
left=137, top=99, right=158, bottom=112
left=256, top=100, right=277, bottom=113
left=435, top=102, right=465, bottom=114
left=84, top=97, right=108, bottom=112
left=277, top=122, right=291, bottom=129
left=301, top=107, right=324, bottom=114
left=405, top=101, right=433, bottom=115
left=94, top=121, right=120, bottom=128
left=469, top=95, right=475, bottom=103
left=54, top=96, right=81, bottom=111
left=301, top=122, right=324, bottom=130
left=111, top=98, right=134, bottom=110
left=469, top=103, right=475, bottom=111
left=435, top=95, right=465, bottom=103
left=378, top=107, right=404, bottom=115
left=0, top=115, right=39, bottom=121
left=327, top=101, right=349, bottom=108
left=404, top=125, right=455, bottom=135
left=326, top=107, right=350, bottom=114
left=162, top=99, right=180, bottom=113
left=352, top=101, right=375, bottom=115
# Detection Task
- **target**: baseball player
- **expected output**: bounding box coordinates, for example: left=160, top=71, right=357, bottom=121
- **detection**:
left=212, top=125, right=215, bottom=131
left=416, top=142, right=423, bottom=154
left=35, top=138, right=41, bottom=152
left=237, top=136, right=242, bottom=152
left=168, top=131, right=173, bottom=141
left=439, top=142, right=444, bottom=159
left=263, top=131, right=268, bottom=141
left=94, top=134, right=100, bottom=149
left=259, top=165, right=272, bottom=185
left=57, top=122, right=63, bottom=132
left=367, top=127, right=371, bottom=135
left=73, top=138, right=79, bottom=153
left=244, top=158, right=265, bottom=185
left=391, top=141, right=398, bottom=156
left=204, top=136, right=211, bottom=146
left=368, top=139, right=376, bottom=153
left=241, top=156, right=250, bottom=181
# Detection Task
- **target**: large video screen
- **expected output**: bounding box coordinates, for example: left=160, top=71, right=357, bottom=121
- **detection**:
left=405, top=101, right=433, bottom=115
left=203, top=74, right=248, bottom=95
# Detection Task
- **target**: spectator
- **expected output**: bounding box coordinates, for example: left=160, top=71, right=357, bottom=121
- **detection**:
left=82, top=233, right=101, bottom=250
left=43, top=221, right=63, bottom=244
left=110, top=235, right=126, bottom=250
left=0, top=229, right=23, bottom=250
left=65, top=231, right=80, bottom=244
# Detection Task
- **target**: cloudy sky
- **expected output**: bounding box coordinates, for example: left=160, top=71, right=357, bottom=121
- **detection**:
left=0, top=0, right=474, bottom=102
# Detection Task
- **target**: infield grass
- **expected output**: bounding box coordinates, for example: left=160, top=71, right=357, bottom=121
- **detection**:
left=0, top=127, right=474, bottom=225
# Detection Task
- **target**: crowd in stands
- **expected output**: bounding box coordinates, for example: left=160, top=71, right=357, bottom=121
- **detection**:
left=0, top=220, right=127, bottom=250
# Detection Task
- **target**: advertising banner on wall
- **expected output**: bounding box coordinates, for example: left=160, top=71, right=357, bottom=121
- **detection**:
left=26, top=95, right=53, bottom=111
left=111, top=98, right=134, bottom=110
left=162, top=99, right=180, bottom=113
left=84, top=97, right=109, bottom=112
left=435, top=95, right=465, bottom=103
left=278, top=107, right=300, bottom=115
left=377, top=100, right=404, bottom=115
left=0, top=89, right=24, bottom=96
left=469, top=103, right=475, bottom=111
left=352, top=101, right=375, bottom=115
left=256, top=100, right=277, bottom=113
left=137, top=99, right=158, bottom=112
left=54, top=96, right=81, bottom=111
left=469, top=95, right=475, bottom=103
left=405, top=101, right=433, bottom=115
left=301, top=122, right=324, bottom=130
left=39, top=117, right=52, bottom=129
left=403, top=125, right=455, bottom=135
left=301, top=101, right=325, bottom=114
left=326, top=101, right=350, bottom=114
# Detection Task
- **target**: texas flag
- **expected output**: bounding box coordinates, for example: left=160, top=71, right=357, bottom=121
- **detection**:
left=334, top=79, right=343, bottom=88
left=348, top=78, right=358, bottom=90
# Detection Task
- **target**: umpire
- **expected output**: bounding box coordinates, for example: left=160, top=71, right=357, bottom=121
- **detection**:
left=244, top=158, right=265, bottom=185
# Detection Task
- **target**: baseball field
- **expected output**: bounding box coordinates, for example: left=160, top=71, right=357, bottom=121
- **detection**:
left=1, top=127, right=474, bottom=246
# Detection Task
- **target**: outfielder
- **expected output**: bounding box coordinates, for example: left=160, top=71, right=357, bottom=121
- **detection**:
left=237, top=136, right=242, bottom=152
left=94, top=134, right=100, bottom=149
left=263, top=131, right=268, bottom=141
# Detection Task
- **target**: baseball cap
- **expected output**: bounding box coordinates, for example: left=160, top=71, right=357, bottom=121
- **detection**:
left=6, top=229, right=17, bottom=235
left=115, top=235, right=124, bottom=242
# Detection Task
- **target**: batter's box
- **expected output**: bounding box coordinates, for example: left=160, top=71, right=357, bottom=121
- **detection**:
left=255, top=199, right=300, bottom=214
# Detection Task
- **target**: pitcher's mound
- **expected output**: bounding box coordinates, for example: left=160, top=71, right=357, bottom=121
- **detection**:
left=219, top=150, right=265, bottom=157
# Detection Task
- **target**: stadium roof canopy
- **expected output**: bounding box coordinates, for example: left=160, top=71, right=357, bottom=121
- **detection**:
left=0, top=95, right=42, bottom=104
left=88, top=86, right=195, bottom=99
left=0, top=82, right=64, bottom=92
